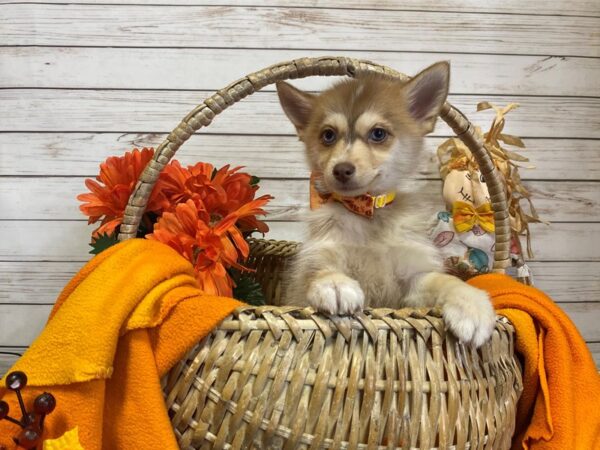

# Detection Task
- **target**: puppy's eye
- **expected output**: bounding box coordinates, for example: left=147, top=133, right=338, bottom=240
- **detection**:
left=320, top=128, right=337, bottom=146
left=369, top=127, right=388, bottom=143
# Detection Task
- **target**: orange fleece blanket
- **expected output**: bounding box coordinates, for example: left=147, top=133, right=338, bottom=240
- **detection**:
left=0, top=239, right=241, bottom=449
left=469, top=274, right=600, bottom=450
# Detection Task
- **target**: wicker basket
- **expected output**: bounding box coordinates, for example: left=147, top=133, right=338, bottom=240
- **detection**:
left=118, top=57, right=523, bottom=449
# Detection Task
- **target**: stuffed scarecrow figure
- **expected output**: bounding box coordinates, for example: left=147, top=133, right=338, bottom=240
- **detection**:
left=431, top=102, right=542, bottom=283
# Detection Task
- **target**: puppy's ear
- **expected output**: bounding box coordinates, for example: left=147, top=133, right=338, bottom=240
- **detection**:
left=276, top=81, right=315, bottom=132
left=404, top=61, right=450, bottom=134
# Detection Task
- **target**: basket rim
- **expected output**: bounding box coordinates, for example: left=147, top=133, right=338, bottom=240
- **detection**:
left=216, top=304, right=514, bottom=344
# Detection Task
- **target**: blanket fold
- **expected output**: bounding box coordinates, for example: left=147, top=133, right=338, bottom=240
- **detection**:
left=0, top=239, right=242, bottom=449
left=469, top=274, right=600, bottom=450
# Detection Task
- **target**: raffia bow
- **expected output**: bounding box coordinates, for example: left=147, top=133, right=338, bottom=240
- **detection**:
left=437, top=102, right=545, bottom=258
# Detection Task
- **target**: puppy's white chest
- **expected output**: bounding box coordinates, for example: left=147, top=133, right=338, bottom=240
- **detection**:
left=304, top=204, right=442, bottom=306
left=344, top=245, right=408, bottom=306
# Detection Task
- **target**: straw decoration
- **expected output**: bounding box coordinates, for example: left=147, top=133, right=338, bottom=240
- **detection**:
left=438, top=102, right=545, bottom=258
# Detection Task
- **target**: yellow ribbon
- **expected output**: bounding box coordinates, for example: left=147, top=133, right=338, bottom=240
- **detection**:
left=43, top=427, right=84, bottom=450
left=452, top=201, right=495, bottom=233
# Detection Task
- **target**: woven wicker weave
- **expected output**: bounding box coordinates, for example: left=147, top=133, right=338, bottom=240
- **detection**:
left=119, top=57, right=523, bottom=449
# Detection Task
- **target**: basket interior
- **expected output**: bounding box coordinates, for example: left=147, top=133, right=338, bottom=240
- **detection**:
left=246, top=238, right=299, bottom=305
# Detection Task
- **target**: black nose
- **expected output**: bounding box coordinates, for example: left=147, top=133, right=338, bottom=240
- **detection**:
left=333, top=163, right=356, bottom=183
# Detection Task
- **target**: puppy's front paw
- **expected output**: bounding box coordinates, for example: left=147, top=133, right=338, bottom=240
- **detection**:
left=441, top=284, right=496, bottom=347
left=307, top=273, right=364, bottom=315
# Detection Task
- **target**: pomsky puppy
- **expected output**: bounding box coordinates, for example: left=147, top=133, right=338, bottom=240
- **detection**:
left=275, top=62, right=496, bottom=347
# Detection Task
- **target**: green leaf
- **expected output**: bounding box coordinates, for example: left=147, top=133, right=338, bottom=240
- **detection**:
left=250, top=175, right=260, bottom=186
left=211, top=167, right=218, bottom=180
left=231, top=271, right=266, bottom=306
left=89, top=232, right=119, bottom=255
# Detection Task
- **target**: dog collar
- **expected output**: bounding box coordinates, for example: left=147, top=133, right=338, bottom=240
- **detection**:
left=309, top=172, right=396, bottom=218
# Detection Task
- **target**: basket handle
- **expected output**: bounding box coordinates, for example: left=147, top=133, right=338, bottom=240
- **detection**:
left=117, top=56, right=510, bottom=271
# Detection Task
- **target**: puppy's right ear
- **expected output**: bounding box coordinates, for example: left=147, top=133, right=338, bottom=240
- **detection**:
left=404, top=61, right=450, bottom=135
left=276, top=81, right=315, bottom=132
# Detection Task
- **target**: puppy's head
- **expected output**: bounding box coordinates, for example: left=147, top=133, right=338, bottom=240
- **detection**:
left=276, top=62, right=450, bottom=196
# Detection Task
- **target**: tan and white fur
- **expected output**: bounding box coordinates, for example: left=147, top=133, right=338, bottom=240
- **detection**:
left=275, top=62, right=496, bottom=347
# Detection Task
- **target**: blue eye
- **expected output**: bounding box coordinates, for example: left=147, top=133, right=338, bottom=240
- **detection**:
left=321, top=128, right=337, bottom=145
left=369, top=127, right=388, bottom=143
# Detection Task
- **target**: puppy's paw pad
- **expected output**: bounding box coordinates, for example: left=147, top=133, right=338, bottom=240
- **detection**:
left=441, top=285, right=496, bottom=347
left=307, top=274, right=364, bottom=315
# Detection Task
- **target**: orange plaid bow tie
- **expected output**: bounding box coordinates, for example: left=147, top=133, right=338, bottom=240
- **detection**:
left=452, top=200, right=495, bottom=233
left=309, top=172, right=395, bottom=218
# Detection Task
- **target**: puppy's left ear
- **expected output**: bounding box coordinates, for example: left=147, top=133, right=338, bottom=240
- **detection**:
left=404, top=61, right=450, bottom=134
left=276, top=81, right=315, bottom=133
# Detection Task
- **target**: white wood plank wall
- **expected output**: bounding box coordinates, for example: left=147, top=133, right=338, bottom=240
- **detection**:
left=0, top=1, right=599, bottom=375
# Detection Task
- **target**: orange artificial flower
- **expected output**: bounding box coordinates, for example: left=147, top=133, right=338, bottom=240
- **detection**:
left=77, top=148, right=168, bottom=236
left=148, top=197, right=271, bottom=297
left=79, top=149, right=273, bottom=298
left=158, top=162, right=270, bottom=233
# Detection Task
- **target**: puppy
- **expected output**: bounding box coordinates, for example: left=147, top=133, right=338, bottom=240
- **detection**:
left=275, top=62, right=496, bottom=347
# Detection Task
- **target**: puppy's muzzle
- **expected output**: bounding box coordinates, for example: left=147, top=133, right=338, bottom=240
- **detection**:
left=333, top=162, right=356, bottom=184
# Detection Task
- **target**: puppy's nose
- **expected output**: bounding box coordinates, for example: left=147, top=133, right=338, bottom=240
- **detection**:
left=333, top=162, right=356, bottom=183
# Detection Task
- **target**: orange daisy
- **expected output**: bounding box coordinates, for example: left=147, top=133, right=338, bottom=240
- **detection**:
left=148, top=197, right=271, bottom=297
left=77, top=148, right=168, bottom=236
left=158, top=162, right=270, bottom=233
